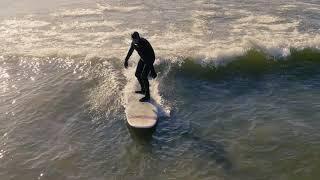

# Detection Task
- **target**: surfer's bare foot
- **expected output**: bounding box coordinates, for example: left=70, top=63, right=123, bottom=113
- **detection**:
left=139, top=96, right=150, bottom=102
left=135, top=90, right=145, bottom=94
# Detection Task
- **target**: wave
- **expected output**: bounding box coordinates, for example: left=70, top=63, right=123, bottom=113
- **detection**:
left=2, top=46, right=320, bottom=82
left=157, top=48, right=320, bottom=80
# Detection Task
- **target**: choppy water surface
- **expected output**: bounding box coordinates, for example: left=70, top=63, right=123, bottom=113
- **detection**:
left=0, top=0, right=320, bottom=179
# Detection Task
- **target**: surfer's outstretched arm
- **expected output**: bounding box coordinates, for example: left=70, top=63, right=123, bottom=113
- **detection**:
left=124, top=45, right=134, bottom=68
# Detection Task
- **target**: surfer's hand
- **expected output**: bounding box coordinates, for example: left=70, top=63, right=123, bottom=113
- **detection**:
left=124, top=61, right=128, bottom=68
left=150, top=71, right=157, bottom=79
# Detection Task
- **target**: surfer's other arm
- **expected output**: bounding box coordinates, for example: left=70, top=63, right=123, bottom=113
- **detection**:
left=124, top=45, right=134, bottom=68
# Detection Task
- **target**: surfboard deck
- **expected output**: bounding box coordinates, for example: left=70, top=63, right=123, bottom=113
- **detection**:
left=125, top=92, right=158, bottom=128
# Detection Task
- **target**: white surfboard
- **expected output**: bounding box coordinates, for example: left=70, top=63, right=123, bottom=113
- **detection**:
left=125, top=92, right=158, bottom=128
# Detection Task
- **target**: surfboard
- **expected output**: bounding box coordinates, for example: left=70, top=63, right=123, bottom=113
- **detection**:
left=125, top=91, right=158, bottom=128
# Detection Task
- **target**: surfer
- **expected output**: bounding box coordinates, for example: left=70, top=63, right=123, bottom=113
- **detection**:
left=124, top=31, right=157, bottom=102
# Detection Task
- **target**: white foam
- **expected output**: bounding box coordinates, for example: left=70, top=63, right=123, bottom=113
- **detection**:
left=305, top=7, right=320, bottom=11
left=191, top=10, right=209, bottom=35
left=122, top=60, right=171, bottom=118
left=297, top=1, right=320, bottom=8
left=51, top=8, right=103, bottom=17
left=0, top=67, right=9, bottom=79
left=51, top=3, right=145, bottom=17
left=0, top=67, right=10, bottom=93
left=278, top=4, right=297, bottom=11
left=192, top=10, right=218, bottom=17
left=97, top=3, right=145, bottom=13
left=87, top=59, right=123, bottom=112
left=0, top=19, right=50, bottom=28
left=59, top=20, right=121, bottom=30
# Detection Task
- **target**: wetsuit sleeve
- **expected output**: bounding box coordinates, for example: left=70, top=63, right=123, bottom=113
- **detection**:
left=125, top=43, right=134, bottom=62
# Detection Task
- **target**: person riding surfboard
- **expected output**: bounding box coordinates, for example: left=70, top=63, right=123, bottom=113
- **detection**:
left=124, top=31, right=157, bottom=102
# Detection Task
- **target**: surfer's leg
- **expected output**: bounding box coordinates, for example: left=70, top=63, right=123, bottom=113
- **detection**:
left=139, top=64, right=151, bottom=102
left=135, top=60, right=145, bottom=93
left=148, top=58, right=157, bottom=79
left=150, top=64, right=157, bottom=79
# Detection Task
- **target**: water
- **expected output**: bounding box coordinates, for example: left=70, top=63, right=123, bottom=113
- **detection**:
left=0, top=0, right=320, bottom=179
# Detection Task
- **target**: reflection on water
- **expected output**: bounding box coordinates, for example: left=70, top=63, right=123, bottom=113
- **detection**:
left=127, top=125, right=156, bottom=145
left=128, top=123, right=232, bottom=173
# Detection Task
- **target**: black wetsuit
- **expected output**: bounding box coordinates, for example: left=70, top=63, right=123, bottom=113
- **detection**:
left=125, top=38, right=156, bottom=97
